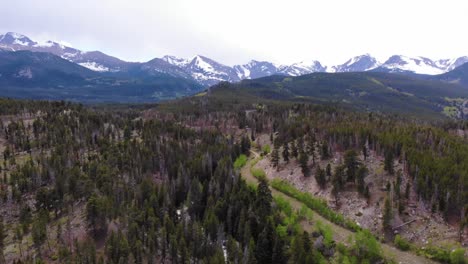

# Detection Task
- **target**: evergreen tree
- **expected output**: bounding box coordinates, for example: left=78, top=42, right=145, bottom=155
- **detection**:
left=271, top=146, right=280, bottom=171
left=31, top=212, right=47, bottom=252
left=291, top=140, right=299, bottom=158
left=362, top=144, right=368, bottom=161
left=320, top=141, right=330, bottom=160
left=255, top=223, right=273, bottom=264
left=282, top=142, right=289, bottom=163
left=356, top=165, right=368, bottom=195
left=384, top=149, right=394, bottom=175
left=86, top=193, right=108, bottom=237
left=271, top=236, right=287, bottom=264
left=256, top=178, right=272, bottom=220
left=0, top=216, right=5, bottom=263
left=299, top=149, right=309, bottom=176
left=364, top=185, right=370, bottom=200
left=405, top=182, right=410, bottom=200
left=383, top=197, right=393, bottom=232
left=326, top=163, right=332, bottom=177
left=315, top=165, right=326, bottom=188
left=331, top=165, right=345, bottom=207
left=344, top=149, right=359, bottom=182
left=306, top=134, right=315, bottom=156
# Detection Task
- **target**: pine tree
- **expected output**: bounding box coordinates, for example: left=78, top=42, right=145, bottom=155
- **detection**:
left=255, top=223, right=273, bottom=264
left=282, top=142, right=289, bottom=163
left=256, top=178, right=272, bottom=220
left=364, top=185, right=370, bottom=200
left=271, top=146, right=280, bottom=171
left=383, top=197, right=393, bottom=231
left=357, top=165, right=368, bottom=195
left=331, top=165, right=345, bottom=207
left=32, top=212, right=47, bottom=252
left=299, top=149, right=309, bottom=176
left=271, top=236, right=287, bottom=264
left=384, top=149, right=394, bottom=175
left=362, top=144, right=368, bottom=161
left=405, top=182, right=410, bottom=200
left=291, top=140, right=299, bottom=158
left=344, top=149, right=359, bottom=182
left=86, top=193, right=108, bottom=237
left=315, top=165, right=326, bottom=188
left=320, top=140, right=330, bottom=160
left=306, top=134, right=315, bottom=156
left=0, top=216, right=5, bottom=263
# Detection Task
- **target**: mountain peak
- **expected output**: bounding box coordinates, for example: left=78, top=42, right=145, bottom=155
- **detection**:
left=5, top=32, right=27, bottom=39
left=331, top=54, right=380, bottom=72
left=0, top=32, right=36, bottom=46
left=379, top=55, right=445, bottom=74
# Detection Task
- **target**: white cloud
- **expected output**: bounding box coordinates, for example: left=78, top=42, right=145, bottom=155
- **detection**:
left=0, top=0, right=467, bottom=66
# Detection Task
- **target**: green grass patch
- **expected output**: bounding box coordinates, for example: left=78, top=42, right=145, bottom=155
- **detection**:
left=274, top=195, right=302, bottom=237
left=270, top=178, right=362, bottom=232
left=394, top=235, right=410, bottom=251
left=262, top=144, right=271, bottom=155
left=250, top=157, right=266, bottom=179
left=251, top=168, right=266, bottom=179
left=417, top=245, right=467, bottom=263
left=234, top=154, right=248, bottom=169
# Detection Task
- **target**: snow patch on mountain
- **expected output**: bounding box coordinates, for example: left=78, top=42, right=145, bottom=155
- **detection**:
left=78, top=62, right=110, bottom=72
left=380, top=55, right=445, bottom=75
left=162, top=55, right=189, bottom=67
left=331, top=54, right=381, bottom=72
left=279, top=61, right=326, bottom=76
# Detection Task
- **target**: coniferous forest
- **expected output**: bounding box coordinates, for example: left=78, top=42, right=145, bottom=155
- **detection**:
left=0, top=84, right=466, bottom=264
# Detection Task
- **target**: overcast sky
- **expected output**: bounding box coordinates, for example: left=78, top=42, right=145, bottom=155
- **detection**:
left=1, top=0, right=467, bottom=66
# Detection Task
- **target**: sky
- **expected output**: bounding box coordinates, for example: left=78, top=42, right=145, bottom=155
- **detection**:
left=1, top=0, right=467, bottom=66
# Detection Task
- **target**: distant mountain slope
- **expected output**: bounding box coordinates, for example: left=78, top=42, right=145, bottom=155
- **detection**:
left=0, top=32, right=129, bottom=72
left=208, top=72, right=468, bottom=118
left=0, top=50, right=97, bottom=86
left=433, top=62, right=468, bottom=86
left=0, top=50, right=203, bottom=103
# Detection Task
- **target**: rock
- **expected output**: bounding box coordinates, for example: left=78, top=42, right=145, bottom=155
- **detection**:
left=311, top=231, right=321, bottom=238
left=313, top=236, right=325, bottom=251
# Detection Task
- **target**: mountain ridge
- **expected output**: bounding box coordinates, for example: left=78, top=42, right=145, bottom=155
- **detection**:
left=2, top=32, right=468, bottom=87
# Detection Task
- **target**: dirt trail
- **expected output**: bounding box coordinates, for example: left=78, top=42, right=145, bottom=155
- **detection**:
left=242, top=150, right=436, bottom=264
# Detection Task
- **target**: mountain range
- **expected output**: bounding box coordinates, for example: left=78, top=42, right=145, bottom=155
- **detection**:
left=2, top=32, right=468, bottom=87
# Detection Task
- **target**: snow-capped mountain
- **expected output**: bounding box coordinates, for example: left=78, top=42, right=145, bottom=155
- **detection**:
left=0, top=32, right=128, bottom=72
left=435, top=57, right=468, bottom=72
left=278, top=61, right=326, bottom=76
left=139, top=58, right=192, bottom=79
left=2, top=32, right=468, bottom=87
left=233, top=60, right=279, bottom=79
left=183, top=55, right=240, bottom=86
left=372, top=55, right=468, bottom=75
left=331, top=54, right=381, bottom=72
left=162, top=55, right=241, bottom=86
left=161, top=55, right=190, bottom=68
left=375, top=55, right=446, bottom=75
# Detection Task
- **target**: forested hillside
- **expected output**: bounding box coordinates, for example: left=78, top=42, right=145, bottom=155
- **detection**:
left=0, top=92, right=466, bottom=263
left=226, top=72, right=468, bottom=119
left=0, top=98, right=398, bottom=263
